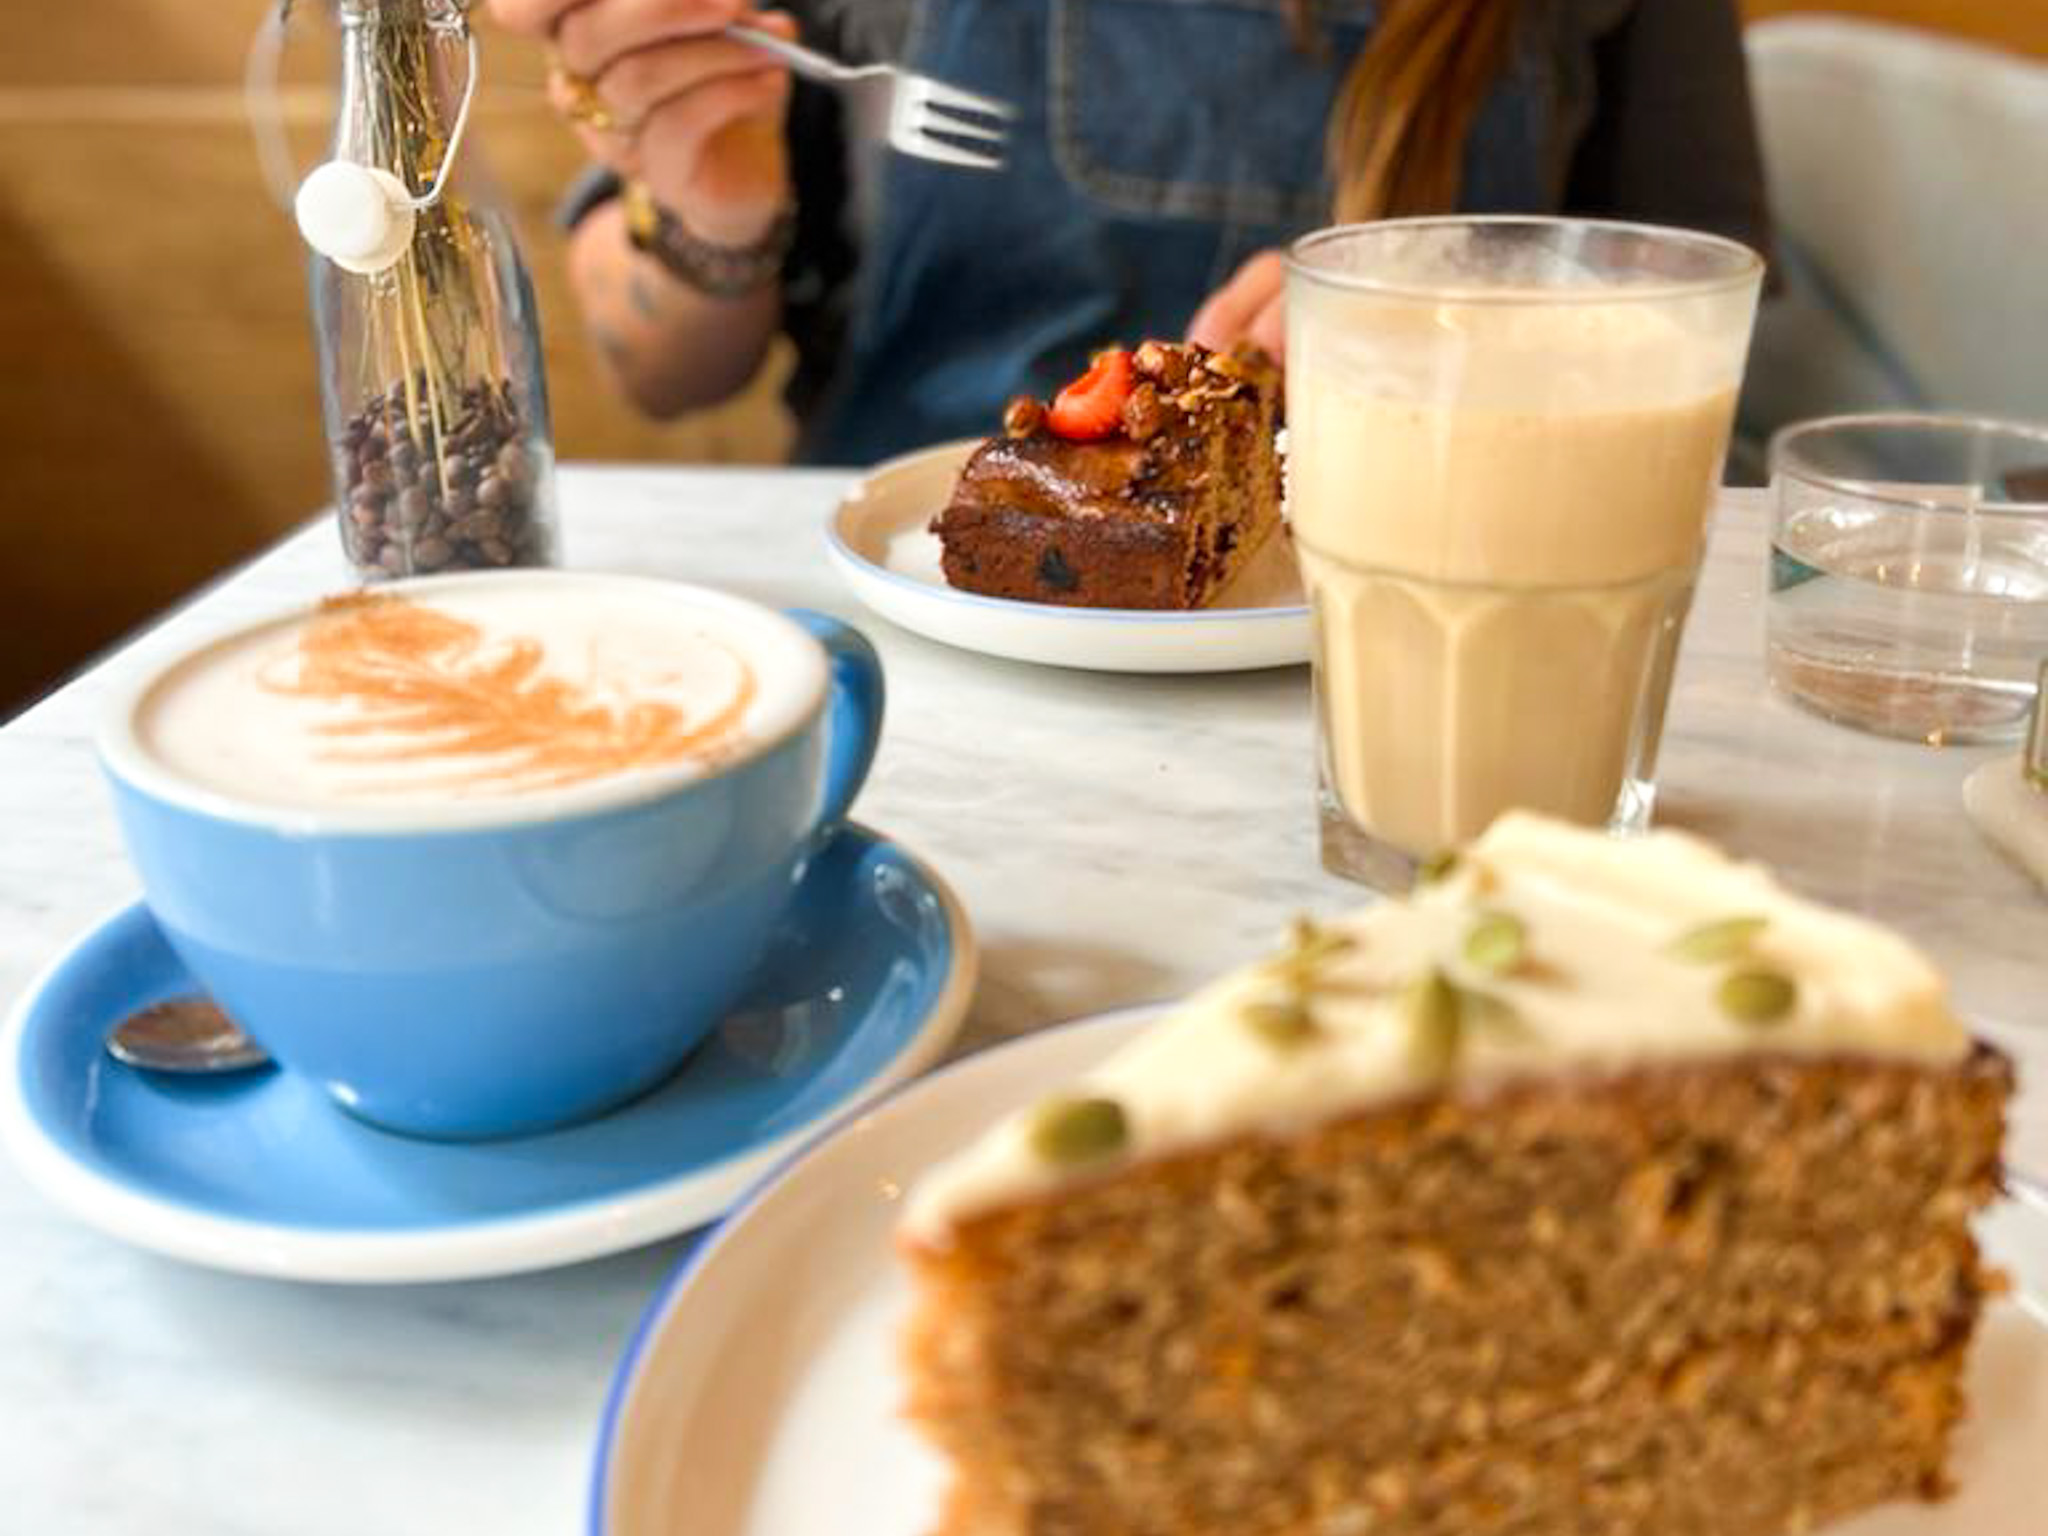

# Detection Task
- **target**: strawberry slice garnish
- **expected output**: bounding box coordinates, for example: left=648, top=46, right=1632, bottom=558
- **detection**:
left=1048, top=350, right=1134, bottom=442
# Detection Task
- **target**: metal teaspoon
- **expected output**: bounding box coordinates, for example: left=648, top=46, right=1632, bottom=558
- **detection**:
left=105, top=995, right=272, bottom=1074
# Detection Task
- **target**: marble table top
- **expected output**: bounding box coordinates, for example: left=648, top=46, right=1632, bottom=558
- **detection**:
left=2, top=467, right=2042, bottom=1535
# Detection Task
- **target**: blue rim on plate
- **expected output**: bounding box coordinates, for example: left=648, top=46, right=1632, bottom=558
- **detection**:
left=0, top=823, right=975, bottom=1284
left=586, top=1007, right=1158, bottom=1535
left=588, top=1012, right=2048, bottom=1536
left=589, top=1000, right=2048, bottom=1535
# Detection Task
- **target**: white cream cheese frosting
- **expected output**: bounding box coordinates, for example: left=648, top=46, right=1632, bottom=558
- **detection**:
left=904, top=813, right=1968, bottom=1242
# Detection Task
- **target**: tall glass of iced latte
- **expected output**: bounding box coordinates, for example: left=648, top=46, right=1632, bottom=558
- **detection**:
left=1286, top=219, right=1762, bottom=888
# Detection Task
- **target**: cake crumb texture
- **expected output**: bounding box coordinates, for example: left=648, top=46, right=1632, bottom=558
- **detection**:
left=903, top=1050, right=2011, bottom=1536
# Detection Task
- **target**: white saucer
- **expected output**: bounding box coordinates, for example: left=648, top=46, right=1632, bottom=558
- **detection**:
left=593, top=1007, right=2048, bottom=1535
left=826, top=440, right=1311, bottom=674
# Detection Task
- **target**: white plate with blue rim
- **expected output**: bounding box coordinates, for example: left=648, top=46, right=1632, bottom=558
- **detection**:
left=826, top=440, right=1310, bottom=674
left=591, top=1007, right=2048, bottom=1536
left=0, top=823, right=974, bottom=1285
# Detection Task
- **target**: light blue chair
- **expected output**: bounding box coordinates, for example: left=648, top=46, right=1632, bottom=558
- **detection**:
left=1737, top=18, right=2048, bottom=476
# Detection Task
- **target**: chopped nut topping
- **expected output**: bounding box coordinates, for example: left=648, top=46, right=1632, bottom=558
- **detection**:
left=1002, top=395, right=1045, bottom=438
left=1208, top=349, right=1253, bottom=381
left=1121, top=381, right=1166, bottom=441
left=1131, top=339, right=1191, bottom=388
left=1177, top=377, right=1246, bottom=407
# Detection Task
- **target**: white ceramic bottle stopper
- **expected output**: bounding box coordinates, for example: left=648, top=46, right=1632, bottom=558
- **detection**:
left=294, top=160, right=418, bottom=276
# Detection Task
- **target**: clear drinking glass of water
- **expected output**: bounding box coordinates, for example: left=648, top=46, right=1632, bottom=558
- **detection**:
left=1767, top=413, right=2048, bottom=744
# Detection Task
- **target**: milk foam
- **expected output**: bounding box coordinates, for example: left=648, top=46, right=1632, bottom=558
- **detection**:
left=134, top=577, right=822, bottom=812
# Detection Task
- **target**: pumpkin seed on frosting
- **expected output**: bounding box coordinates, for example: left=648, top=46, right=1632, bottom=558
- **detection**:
left=1402, top=968, right=1464, bottom=1077
left=1243, top=997, right=1320, bottom=1052
left=1668, top=914, right=1770, bottom=964
left=1028, top=1096, right=1130, bottom=1165
left=1257, top=916, right=1359, bottom=1006
left=1280, top=915, right=1356, bottom=969
left=1243, top=918, right=1357, bottom=1053
left=1462, top=911, right=1528, bottom=976
left=1717, top=968, right=1798, bottom=1026
left=1415, top=849, right=1461, bottom=887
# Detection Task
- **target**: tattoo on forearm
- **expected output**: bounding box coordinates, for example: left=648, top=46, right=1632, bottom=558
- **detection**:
left=592, top=325, right=635, bottom=372
left=628, top=272, right=664, bottom=322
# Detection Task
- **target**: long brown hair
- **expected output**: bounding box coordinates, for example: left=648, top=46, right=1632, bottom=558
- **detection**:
left=1289, top=0, right=1525, bottom=223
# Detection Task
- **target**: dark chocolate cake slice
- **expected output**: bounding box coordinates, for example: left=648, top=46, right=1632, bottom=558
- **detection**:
left=933, top=341, right=1283, bottom=610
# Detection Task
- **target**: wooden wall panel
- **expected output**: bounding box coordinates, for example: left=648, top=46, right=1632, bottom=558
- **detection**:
left=0, top=3, right=785, bottom=715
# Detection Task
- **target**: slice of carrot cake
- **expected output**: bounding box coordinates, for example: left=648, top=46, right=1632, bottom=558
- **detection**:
left=899, top=813, right=2012, bottom=1536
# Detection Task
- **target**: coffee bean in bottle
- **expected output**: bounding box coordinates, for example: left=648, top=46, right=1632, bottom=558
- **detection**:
left=337, top=377, right=556, bottom=576
left=304, top=0, right=560, bottom=582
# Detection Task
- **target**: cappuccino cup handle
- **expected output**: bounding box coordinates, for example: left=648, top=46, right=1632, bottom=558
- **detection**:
left=787, top=609, right=885, bottom=836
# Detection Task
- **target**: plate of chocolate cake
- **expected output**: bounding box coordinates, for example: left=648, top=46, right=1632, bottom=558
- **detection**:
left=827, top=342, right=1310, bottom=673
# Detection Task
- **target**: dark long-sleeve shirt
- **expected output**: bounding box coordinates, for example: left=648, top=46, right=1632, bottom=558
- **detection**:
left=566, top=0, right=1771, bottom=459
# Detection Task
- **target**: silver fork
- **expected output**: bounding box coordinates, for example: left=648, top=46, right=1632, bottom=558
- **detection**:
left=722, top=24, right=1011, bottom=171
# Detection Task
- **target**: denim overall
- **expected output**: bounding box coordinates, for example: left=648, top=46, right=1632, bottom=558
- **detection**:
left=802, top=0, right=1550, bottom=465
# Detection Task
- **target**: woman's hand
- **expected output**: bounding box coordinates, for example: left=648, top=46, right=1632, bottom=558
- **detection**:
left=1187, top=249, right=1288, bottom=362
left=490, top=0, right=795, bottom=245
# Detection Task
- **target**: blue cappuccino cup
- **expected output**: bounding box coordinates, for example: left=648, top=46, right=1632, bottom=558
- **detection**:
left=96, top=571, right=884, bottom=1140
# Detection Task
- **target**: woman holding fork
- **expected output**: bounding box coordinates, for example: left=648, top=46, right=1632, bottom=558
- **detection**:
left=493, top=0, right=1770, bottom=465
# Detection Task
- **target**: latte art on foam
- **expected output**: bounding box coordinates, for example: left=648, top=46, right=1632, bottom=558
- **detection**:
left=132, top=576, right=821, bottom=813
left=266, top=593, right=757, bottom=794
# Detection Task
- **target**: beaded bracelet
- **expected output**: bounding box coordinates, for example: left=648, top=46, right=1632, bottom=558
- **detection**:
left=622, top=179, right=795, bottom=300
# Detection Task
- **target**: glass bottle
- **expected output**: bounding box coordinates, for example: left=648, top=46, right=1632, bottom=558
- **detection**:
left=312, top=0, right=559, bottom=580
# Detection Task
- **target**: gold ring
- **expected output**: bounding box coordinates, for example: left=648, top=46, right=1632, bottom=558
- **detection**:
left=550, top=59, right=626, bottom=135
